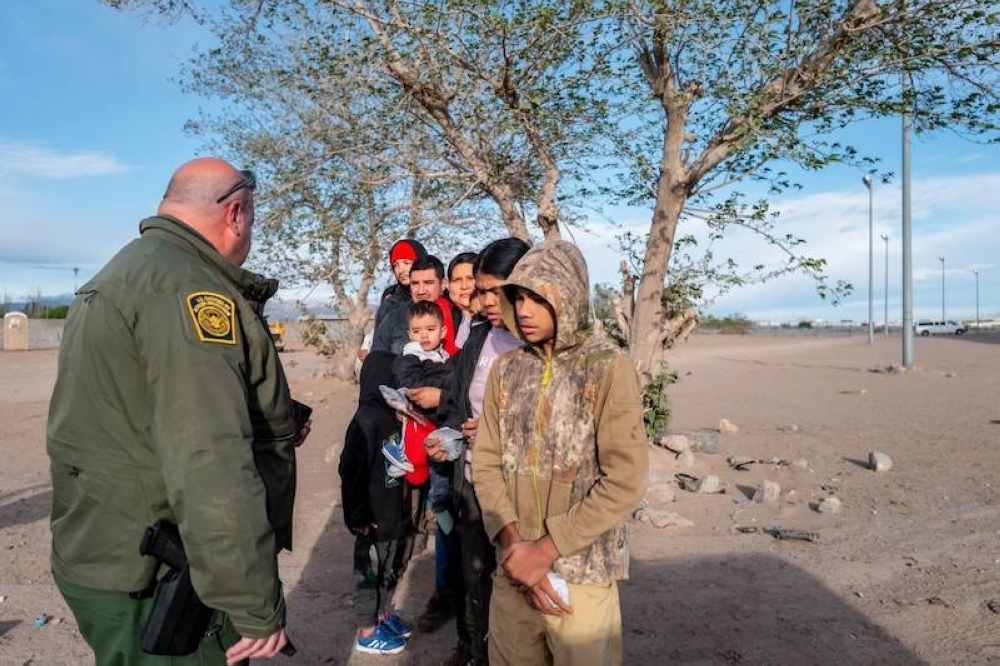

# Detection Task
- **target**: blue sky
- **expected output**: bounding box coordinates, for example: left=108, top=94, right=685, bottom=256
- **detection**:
left=2, top=0, right=997, bottom=323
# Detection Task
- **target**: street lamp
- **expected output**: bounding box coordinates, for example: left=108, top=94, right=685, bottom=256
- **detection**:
left=901, top=69, right=914, bottom=367
left=939, top=256, right=945, bottom=321
left=863, top=174, right=874, bottom=344
left=973, top=269, right=980, bottom=331
left=880, top=233, right=889, bottom=337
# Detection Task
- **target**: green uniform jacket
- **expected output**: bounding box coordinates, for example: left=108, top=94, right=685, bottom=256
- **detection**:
left=47, top=215, right=296, bottom=638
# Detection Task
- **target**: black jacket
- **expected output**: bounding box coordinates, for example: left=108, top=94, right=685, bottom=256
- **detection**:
left=392, top=352, right=454, bottom=392
left=339, top=352, right=411, bottom=541
left=437, top=319, right=490, bottom=430
left=435, top=319, right=492, bottom=518
left=374, top=283, right=410, bottom=333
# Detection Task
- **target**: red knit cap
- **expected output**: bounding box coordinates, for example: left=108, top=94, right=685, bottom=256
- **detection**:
left=390, top=241, right=418, bottom=265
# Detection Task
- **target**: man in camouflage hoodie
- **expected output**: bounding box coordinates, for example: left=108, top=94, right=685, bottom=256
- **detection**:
left=472, top=239, right=648, bottom=665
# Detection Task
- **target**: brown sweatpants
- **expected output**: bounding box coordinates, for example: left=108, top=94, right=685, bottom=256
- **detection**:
left=488, top=573, right=623, bottom=666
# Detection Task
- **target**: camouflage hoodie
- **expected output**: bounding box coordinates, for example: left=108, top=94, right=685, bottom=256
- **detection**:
left=472, top=239, right=648, bottom=585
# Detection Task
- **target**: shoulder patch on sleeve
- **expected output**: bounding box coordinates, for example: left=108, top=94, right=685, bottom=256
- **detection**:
left=186, top=291, right=238, bottom=345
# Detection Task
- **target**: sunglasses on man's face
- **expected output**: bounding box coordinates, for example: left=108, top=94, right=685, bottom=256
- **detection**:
left=216, top=169, right=256, bottom=204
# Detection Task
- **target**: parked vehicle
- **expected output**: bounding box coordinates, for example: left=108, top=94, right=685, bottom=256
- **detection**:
left=913, top=320, right=965, bottom=336
left=268, top=320, right=286, bottom=350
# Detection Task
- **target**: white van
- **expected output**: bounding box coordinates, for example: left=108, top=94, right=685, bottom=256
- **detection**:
left=914, top=320, right=966, bottom=336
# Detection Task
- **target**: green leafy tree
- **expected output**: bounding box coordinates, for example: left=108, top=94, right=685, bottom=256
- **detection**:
left=114, top=1, right=497, bottom=376
left=611, top=0, right=998, bottom=378
left=331, top=0, right=618, bottom=241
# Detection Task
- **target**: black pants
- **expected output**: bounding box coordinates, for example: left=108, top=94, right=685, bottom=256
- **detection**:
left=352, top=534, right=413, bottom=629
left=458, top=485, right=497, bottom=665
left=435, top=521, right=468, bottom=645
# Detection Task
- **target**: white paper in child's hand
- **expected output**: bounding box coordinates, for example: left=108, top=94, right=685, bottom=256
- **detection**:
left=378, top=385, right=430, bottom=424
left=379, top=385, right=408, bottom=411
left=429, top=427, right=464, bottom=460
left=430, top=427, right=463, bottom=442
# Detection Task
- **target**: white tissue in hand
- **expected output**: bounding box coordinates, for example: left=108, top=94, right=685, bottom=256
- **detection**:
left=546, top=572, right=570, bottom=607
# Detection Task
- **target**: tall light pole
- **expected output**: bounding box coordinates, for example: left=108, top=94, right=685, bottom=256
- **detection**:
left=939, top=256, right=946, bottom=321
left=863, top=174, right=874, bottom=343
left=973, top=269, right=980, bottom=330
left=881, top=233, right=889, bottom=337
left=901, top=71, right=914, bottom=367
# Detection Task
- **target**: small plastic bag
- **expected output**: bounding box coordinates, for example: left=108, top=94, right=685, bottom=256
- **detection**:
left=428, top=427, right=465, bottom=461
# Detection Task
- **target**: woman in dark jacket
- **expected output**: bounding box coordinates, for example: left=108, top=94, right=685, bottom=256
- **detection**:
left=430, top=238, right=530, bottom=666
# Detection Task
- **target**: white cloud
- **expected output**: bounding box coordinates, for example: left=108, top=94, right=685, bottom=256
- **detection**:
left=577, top=172, right=1000, bottom=322
left=954, top=152, right=986, bottom=164
left=0, top=175, right=132, bottom=300
left=0, top=141, right=129, bottom=178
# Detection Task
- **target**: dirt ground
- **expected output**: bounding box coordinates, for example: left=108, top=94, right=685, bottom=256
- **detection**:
left=1, top=332, right=998, bottom=665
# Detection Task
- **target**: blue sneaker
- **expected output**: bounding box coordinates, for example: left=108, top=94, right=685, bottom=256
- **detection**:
left=380, top=611, right=413, bottom=639
left=382, top=440, right=415, bottom=473
left=356, top=625, right=406, bottom=655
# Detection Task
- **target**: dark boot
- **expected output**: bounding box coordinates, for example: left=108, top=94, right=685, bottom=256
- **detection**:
left=417, top=590, right=454, bottom=633
left=442, top=639, right=472, bottom=666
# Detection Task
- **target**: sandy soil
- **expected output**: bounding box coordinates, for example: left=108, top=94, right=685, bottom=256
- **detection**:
left=1, top=332, right=998, bottom=665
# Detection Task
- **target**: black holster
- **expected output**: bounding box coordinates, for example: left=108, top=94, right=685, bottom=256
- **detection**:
left=138, top=520, right=214, bottom=655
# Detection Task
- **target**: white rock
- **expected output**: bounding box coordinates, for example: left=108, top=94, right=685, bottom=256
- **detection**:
left=817, top=496, right=842, bottom=514
left=753, top=480, right=781, bottom=503
left=660, top=428, right=719, bottom=453
left=869, top=451, right=894, bottom=472
left=659, top=434, right=691, bottom=453
left=647, top=445, right=676, bottom=484
left=792, top=458, right=809, bottom=470
left=676, top=449, right=695, bottom=467
left=695, top=475, right=723, bottom=494
left=642, top=509, right=694, bottom=529
left=719, top=418, right=740, bottom=434
left=644, top=483, right=676, bottom=505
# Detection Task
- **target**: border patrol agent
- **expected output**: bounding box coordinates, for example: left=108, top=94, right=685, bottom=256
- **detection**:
left=47, top=158, right=300, bottom=665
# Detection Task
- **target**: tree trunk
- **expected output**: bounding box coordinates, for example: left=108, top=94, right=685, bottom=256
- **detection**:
left=629, top=42, right=691, bottom=383
left=317, top=182, right=383, bottom=380
left=329, top=296, right=372, bottom=379
left=629, top=182, right=686, bottom=384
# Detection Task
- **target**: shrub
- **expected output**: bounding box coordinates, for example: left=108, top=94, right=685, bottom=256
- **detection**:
left=701, top=313, right=753, bottom=335
left=642, top=370, right=677, bottom=439
left=43, top=305, right=70, bottom=319
left=299, top=317, right=340, bottom=357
